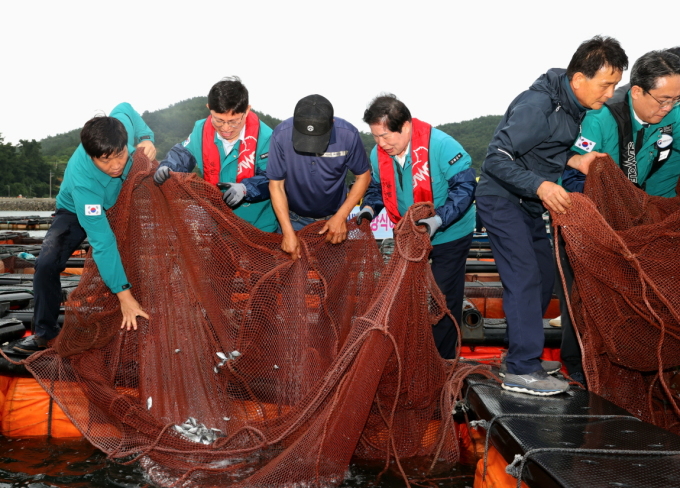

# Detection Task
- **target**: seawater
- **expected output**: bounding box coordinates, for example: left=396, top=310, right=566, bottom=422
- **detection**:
left=0, top=435, right=475, bottom=487
left=0, top=210, right=476, bottom=487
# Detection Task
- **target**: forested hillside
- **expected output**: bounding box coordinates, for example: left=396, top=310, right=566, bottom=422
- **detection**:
left=0, top=136, right=54, bottom=198
left=1, top=97, right=501, bottom=197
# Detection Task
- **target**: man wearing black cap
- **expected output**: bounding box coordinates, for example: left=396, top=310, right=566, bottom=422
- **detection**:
left=267, top=94, right=371, bottom=260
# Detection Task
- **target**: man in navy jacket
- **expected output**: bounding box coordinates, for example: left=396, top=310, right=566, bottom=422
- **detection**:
left=476, top=36, right=628, bottom=395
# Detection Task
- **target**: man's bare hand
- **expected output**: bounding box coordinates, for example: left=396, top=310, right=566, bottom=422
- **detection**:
left=318, top=214, right=348, bottom=244
left=281, top=232, right=302, bottom=260
left=537, top=181, right=572, bottom=214
left=567, top=151, right=606, bottom=175
left=137, top=140, right=157, bottom=161
left=117, top=289, right=149, bottom=331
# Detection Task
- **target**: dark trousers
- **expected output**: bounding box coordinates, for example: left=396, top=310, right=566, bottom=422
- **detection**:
left=476, top=196, right=554, bottom=374
left=429, top=232, right=473, bottom=359
left=33, top=209, right=86, bottom=340
left=554, top=234, right=582, bottom=375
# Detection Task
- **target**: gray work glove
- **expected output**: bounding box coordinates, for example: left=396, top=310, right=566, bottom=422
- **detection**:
left=218, top=182, right=247, bottom=206
left=153, top=166, right=172, bottom=185
left=416, top=215, right=442, bottom=238
left=356, top=207, right=374, bottom=226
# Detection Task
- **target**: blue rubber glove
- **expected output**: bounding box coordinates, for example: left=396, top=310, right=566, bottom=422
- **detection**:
left=153, top=166, right=171, bottom=185
left=356, top=207, right=374, bottom=226
left=218, top=182, right=247, bottom=207
left=416, top=215, right=442, bottom=238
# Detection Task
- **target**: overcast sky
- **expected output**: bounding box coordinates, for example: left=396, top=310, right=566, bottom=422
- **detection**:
left=2, top=1, right=678, bottom=149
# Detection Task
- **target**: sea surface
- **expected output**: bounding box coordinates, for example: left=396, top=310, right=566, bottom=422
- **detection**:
left=0, top=436, right=476, bottom=487
left=0, top=210, right=476, bottom=487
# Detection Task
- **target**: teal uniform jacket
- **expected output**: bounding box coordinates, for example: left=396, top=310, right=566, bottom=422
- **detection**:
left=56, top=102, right=154, bottom=293
left=365, top=127, right=476, bottom=246
left=168, top=119, right=277, bottom=232
left=569, top=93, right=680, bottom=197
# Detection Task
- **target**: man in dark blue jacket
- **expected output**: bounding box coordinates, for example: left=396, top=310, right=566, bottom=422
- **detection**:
left=476, top=36, right=628, bottom=395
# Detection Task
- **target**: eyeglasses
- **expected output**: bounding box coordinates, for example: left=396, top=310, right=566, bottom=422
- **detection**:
left=644, top=90, right=680, bottom=109
left=212, top=113, right=245, bottom=128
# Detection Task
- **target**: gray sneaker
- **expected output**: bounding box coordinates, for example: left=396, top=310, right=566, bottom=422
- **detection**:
left=502, top=369, right=570, bottom=396
left=499, top=359, right=562, bottom=378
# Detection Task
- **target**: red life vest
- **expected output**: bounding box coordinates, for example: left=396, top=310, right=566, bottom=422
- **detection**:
left=201, top=111, right=260, bottom=185
left=377, top=118, right=433, bottom=223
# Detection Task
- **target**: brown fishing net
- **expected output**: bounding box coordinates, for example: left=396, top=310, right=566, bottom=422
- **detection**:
left=22, top=152, right=489, bottom=487
left=553, top=155, right=680, bottom=432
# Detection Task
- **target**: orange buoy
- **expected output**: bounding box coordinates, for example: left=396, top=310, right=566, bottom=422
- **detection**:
left=1, top=376, right=82, bottom=438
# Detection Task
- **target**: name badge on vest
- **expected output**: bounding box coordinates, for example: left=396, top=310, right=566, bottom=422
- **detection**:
left=658, top=133, right=673, bottom=149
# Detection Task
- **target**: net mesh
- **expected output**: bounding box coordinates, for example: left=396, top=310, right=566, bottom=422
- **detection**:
left=553, top=155, right=680, bottom=432
left=22, top=152, right=491, bottom=487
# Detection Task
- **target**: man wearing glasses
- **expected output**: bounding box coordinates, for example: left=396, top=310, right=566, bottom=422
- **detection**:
left=564, top=49, right=680, bottom=197
left=154, top=77, right=277, bottom=232
left=558, top=49, right=680, bottom=385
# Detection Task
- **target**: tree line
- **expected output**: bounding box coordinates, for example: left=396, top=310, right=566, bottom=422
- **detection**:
left=1, top=97, right=501, bottom=197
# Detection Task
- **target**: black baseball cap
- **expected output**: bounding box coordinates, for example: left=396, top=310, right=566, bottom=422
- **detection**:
left=292, top=94, right=334, bottom=154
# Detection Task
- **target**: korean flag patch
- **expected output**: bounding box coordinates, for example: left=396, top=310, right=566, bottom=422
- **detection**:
left=576, top=136, right=596, bottom=153
left=85, top=204, right=101, bottom=216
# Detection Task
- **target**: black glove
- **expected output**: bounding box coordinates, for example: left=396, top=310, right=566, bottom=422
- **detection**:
left=153, top=166, right=171, bottom=185
left=356, top=207, right=374, bottom=226
left=217, top=182, right=247, bottom=206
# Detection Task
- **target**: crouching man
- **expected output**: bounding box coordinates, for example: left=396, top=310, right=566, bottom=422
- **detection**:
left=13, top=103, right=155, bottom=355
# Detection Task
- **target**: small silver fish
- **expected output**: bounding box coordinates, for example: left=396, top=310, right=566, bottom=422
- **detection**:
left=147, top=397, right=152, bottom=410
left=230, top=350, right=241, bottom=358
left=214, top=366, right=219, bottom=374
left=273, top=364, right=279, bottom=370
left=223, top=417, right=230, bottom=421
left=216, top=352, right=228, bottom=361
left=174, top=349, right=181, bottom=353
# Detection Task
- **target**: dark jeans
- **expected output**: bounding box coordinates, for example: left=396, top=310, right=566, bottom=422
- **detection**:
left=476, top=196, right=554, bottom=375
left=430, top=232, right=474, bottom=359
left=33, top=209, right=86, bottom=340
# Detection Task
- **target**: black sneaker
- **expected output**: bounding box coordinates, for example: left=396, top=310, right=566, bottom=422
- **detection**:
left=12, top=335, right=48, bottom=355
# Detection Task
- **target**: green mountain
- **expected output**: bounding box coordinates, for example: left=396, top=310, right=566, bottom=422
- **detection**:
left=1, top=98, right=501, bottom=197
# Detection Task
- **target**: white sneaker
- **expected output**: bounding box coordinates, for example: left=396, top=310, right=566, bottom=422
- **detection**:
left=549, top=316, right=562, bottom=327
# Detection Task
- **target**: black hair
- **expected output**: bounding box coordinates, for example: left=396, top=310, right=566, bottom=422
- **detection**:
left=666, top=46, right=680, bottom=60
left=363, top=94, right=412, bottom=133
left=207, top=76, right=249, bottom=114
left=80, top=116, right=128, bottom=159
left=630, top=50, right=680, bottom=92
left=566, top=36, right=628, bottom=80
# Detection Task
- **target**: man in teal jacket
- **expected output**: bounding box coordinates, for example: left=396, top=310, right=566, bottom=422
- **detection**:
left=154, top=77, right=277, bottom=232
left=14, top=103, right=155, bottom=355
left=358, top=94, right=476, bottom=359
left=564, top=49, right=680, bottom=196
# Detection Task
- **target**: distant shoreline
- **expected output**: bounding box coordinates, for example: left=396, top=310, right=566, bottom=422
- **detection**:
left=0, top=198, right=56, bottom=212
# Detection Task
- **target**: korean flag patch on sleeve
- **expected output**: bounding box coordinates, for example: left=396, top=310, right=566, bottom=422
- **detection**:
left=575, top=136, right=596, bottom=153
left=85, top=204, right=102, bottom=216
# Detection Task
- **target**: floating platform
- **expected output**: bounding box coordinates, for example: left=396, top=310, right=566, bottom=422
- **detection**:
left=465, top=375, right=680, bottom=487
left=0, top=216, right=53, bottom=231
